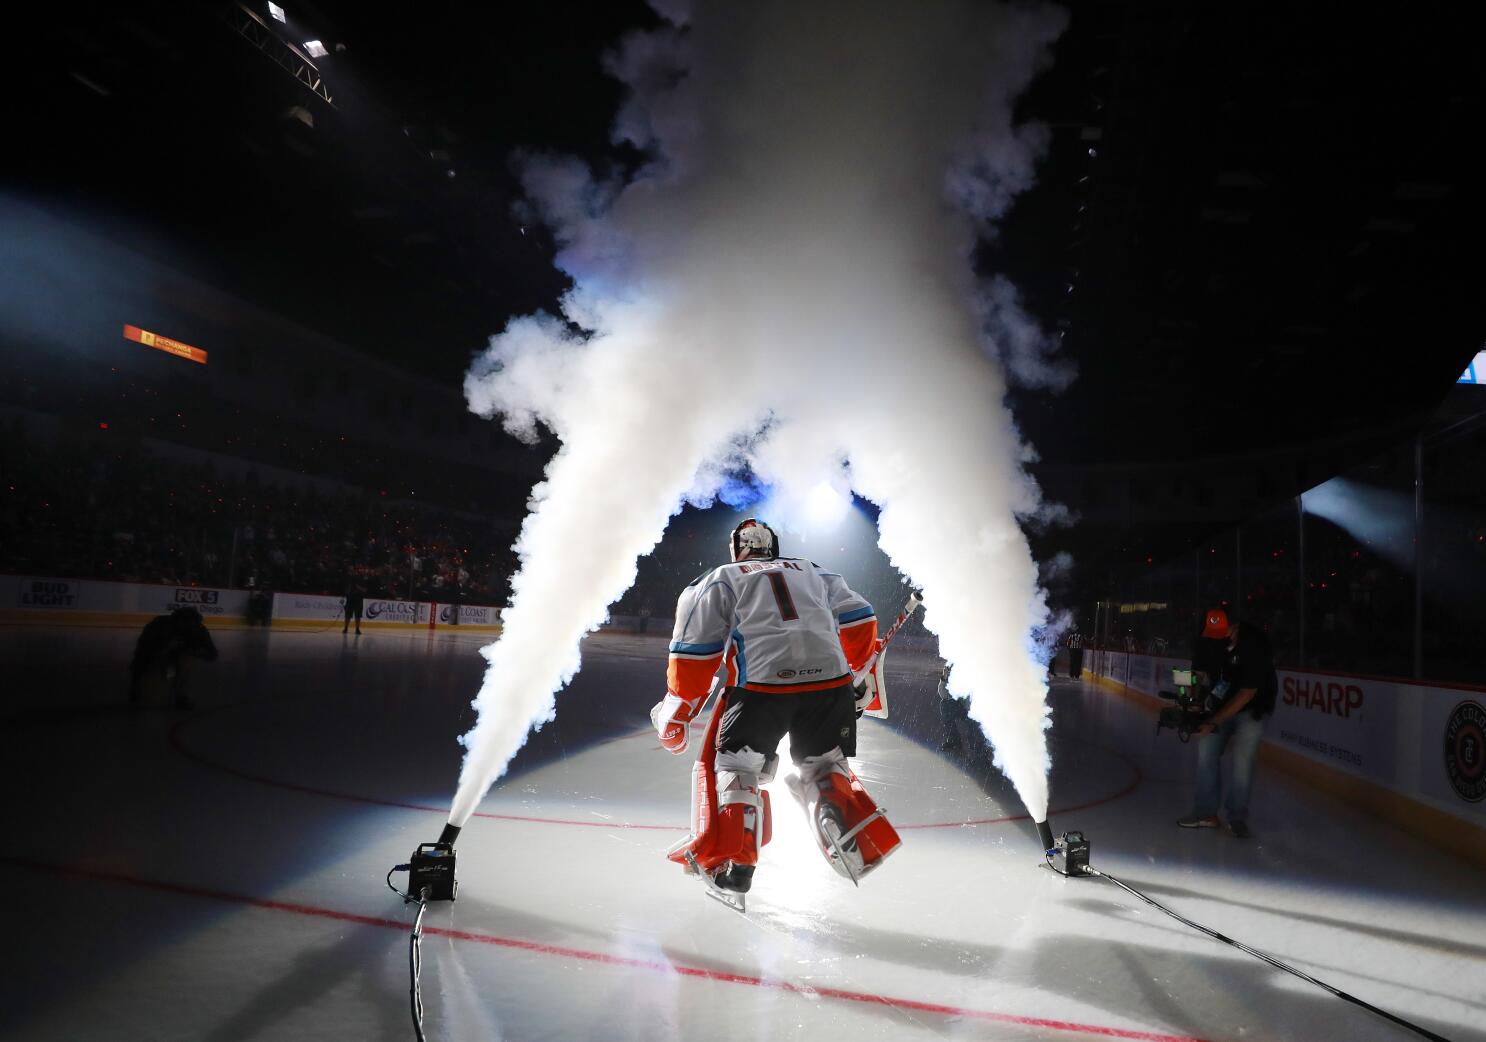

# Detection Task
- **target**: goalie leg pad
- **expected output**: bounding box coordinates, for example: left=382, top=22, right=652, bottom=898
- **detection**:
left=788, top=747, right=902, bottom=883
left=667, top=748, right=772, bottom=875
left=714, top=749, right=772, bottom=867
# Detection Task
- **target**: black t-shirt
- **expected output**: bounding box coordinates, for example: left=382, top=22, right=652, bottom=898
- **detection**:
left=1191, top=636, right=1228, bottom=682
left=1221, top=640, right=1278, bottom=719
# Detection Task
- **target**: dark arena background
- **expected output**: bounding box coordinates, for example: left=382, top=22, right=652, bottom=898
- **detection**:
left=3, top=3, right=1485, bottom=1041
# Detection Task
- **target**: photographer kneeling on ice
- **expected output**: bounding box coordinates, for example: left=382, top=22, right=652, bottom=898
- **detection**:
left=127, top=605, right=219, bottom=710
left=1178, top=614, right=1277, bottom=838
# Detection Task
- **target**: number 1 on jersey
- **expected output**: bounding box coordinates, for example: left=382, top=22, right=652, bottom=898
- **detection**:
left=765, top=571, right=799, bottom=621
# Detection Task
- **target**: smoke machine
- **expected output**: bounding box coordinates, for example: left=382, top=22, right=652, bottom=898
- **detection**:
left=397, top=823, right=461, bottom=904
left=1036, top=819, right=1091, bottom=878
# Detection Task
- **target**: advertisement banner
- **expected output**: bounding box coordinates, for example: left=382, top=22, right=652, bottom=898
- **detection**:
left=1418, top=692, right=1486, bottom=820
left=1271, top=671, right=1401, bottom=785
left=8, top=576, right=247, bottom=617
left=118, top=583, right=246, bottom=617
left=268, top=593, right=497, bottom=630
left=436, top=603, right=502, bottom=626
left=365, top=598, right=420, bottom=625
left=4, top=576, right=505, bottom=632
left=272, top=592, right=346, bottom=622
left=124, top=323, right=208, bottom=365
left=16, top=577, right=80, bottom=609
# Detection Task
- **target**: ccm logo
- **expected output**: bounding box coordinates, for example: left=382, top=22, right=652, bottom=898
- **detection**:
left=1283, top=677, right=1364, bottom=718
left=777, top=667, right=824, bottom=679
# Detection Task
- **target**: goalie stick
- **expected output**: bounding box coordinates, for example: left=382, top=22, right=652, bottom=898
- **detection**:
left=852, top=590, right=923, bottom=719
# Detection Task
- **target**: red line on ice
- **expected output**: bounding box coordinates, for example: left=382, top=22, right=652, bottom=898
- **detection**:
left=0, top=855, right=1215, bottom=1042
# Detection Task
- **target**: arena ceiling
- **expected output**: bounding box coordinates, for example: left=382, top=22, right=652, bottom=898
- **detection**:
left=12, top=1, right=1486, bottom=570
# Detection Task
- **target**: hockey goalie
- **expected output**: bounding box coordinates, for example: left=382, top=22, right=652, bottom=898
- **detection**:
left=650, top=518, right=904, bottom=911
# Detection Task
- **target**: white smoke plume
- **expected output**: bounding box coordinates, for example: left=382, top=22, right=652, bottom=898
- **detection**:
left=449, top=0, right=1070, bottom=828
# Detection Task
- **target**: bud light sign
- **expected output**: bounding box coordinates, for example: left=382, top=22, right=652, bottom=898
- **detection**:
left=20, top=579, right=78, bottom=609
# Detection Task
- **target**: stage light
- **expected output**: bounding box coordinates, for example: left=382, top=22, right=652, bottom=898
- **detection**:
left=304, top=39, right=328, bottom=57
left=805, top=481, right=849, bottom=529
left=268, top=2, right=285, bottom=22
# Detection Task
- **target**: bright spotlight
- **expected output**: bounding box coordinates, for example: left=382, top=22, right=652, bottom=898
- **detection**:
left=1301, top=477, right=1414, bottom=570
left=303, top=39, right=328, bottom=57
left=267, top=2, right=286, bottom=22
left=805, top=481, right=849, bottom=528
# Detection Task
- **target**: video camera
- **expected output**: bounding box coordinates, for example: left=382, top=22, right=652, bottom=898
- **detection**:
left=1156, top=668, right=1211, bottom=742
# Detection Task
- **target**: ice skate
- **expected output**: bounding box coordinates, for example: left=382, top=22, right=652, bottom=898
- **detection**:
left=713, top=861, right=754, bottom=893
left=682, top=851, right=748, bottom=913
left=813, top=792, right=866, bottom=884
left=787, top=753, right=901, bottom=885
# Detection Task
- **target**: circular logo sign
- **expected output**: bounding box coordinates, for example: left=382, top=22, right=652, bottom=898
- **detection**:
left=1444, top=700, right=1486, bottom=803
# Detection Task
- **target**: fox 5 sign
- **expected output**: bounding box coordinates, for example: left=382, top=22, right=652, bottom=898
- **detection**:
left=171, top=588, right=223, bottom=614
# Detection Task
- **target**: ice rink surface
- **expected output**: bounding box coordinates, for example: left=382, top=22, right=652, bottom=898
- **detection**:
left=1, top=625, right=1482, bottom=1042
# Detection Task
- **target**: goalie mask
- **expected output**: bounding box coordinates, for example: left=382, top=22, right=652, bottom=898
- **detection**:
left=729, top=518, right=779, bottom=562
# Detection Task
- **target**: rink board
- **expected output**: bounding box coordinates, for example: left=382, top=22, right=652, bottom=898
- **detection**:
left=1, top=575, right=504, bottom=633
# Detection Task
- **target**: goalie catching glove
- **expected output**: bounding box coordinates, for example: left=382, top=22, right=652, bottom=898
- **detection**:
left=651, top=692, right=703, bottom=754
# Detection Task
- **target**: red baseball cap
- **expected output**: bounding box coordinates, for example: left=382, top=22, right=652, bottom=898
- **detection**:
left=1202, top=608, right=1231, bottom=638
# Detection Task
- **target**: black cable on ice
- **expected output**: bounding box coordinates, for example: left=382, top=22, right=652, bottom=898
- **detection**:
left=387, top=864, right=431, bottom=1042
left=409, top=886, right=430, bottom=1042
left=1045, top=857, right=1456, bottom=1042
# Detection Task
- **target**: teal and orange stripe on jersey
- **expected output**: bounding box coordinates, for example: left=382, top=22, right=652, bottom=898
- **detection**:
left=667, top=638, right=725, bottom=702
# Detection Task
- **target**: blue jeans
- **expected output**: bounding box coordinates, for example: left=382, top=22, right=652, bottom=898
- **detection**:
left=1193, top=714, right=1266, bottom=823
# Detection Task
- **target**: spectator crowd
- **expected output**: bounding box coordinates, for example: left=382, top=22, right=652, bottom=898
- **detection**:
left=1, top=422, right=518, bottom=605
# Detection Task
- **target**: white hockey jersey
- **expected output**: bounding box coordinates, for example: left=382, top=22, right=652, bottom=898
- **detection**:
left=666, top=557, right=878, bottom=701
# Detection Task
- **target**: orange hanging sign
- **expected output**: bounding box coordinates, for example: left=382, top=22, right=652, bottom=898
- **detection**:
left=123, top=324, right=208, bottom=365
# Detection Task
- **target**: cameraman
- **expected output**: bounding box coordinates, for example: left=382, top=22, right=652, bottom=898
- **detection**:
left=127, top=606, right=219, bottom=710
left=1178, top=617, right=1277, bottom=838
